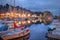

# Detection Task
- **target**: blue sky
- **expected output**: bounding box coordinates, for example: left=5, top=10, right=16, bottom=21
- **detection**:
left=0, top=0, right=60, bottom=16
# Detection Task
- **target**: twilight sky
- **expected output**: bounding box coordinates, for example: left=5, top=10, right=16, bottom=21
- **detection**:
left=0, top=0, right=60, bottom=16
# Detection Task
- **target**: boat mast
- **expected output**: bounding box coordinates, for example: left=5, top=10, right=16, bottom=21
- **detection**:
left=14, top=0, right=15, bottom=7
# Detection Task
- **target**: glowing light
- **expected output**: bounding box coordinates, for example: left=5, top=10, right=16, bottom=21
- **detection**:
left=6, top=13, right=10, bottom=15
left=35, top=20, right=37, bottom=23
left=39, top=19, right=42, bottom=22
left=23, top=14, right=26, bottom=17
left=10, top=13, right=14, bottom=17
left=28, top=14, right=31, bottom=17
left=32, top=14, right=37, bottom=17
left=32, top=20, right=35, bottom=22
left=19, top=22, right=21, bottom=24
left=27, top=20, right=31, bottom=24
left=19, top=14, right=21, bottom=17
left=22, top=21, right=26, bottom=25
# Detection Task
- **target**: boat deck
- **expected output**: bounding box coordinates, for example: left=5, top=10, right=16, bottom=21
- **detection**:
left=0, top=29, right=30, bottom=40
left=48, top=31, right=60, bottom=39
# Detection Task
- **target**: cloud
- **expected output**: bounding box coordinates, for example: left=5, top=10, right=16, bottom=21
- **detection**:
left=0, top=0, right=60, bottom=15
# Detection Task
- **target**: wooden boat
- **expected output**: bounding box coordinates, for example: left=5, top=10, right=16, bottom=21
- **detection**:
left=0, top=21, right=30, bottom=40
left=0, top=29, right=30, bottom=40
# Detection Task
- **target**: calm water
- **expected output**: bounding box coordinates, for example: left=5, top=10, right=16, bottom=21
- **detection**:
left=30, top=24, right=48, bottom=40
